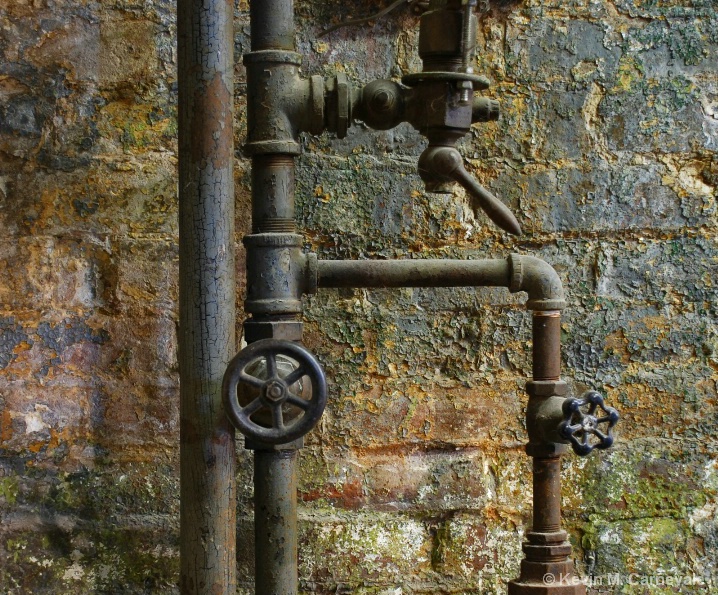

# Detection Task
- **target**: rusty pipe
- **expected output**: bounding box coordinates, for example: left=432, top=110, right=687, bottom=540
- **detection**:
left=178, top=0, right=236, bottom=589
left=250, top=0, right=295, bottom=51
left=254, top=450, right=299, bottom=595
left=245, top=3, right=305, bottom=595
left=532, top=311, right=561, bottom=380
left=510, top=254, right=565, bottom=311
left=317, top=254, right=565, bottom=308
left=510, top=306, right=585, bottom=594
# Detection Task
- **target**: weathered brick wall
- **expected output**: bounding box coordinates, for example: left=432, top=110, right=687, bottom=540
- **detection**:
left=1, top=0, right=716, bottom=593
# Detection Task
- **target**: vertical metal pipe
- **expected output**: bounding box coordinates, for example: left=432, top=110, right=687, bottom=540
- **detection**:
left=530, top=310, right=563, bottom=536
left=247, top=2, right=302, bottom=594
left=531, top=457, right=562, bottom=534
left=509, top=306, right=584, bottom=594
left=178, top=0, right=236, bottom=591
left=250, top=0, right=295, bottom=51
left=254, top=450, right=299, bottom=595
left=532, top=311, right=561, bottom=381
left=252, top=155, right=297, bottom=233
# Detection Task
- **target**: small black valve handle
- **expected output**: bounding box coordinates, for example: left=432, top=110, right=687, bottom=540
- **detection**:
left=558, top=390, right=619, bottom=456
left=222, top=339, right=327, bottom=445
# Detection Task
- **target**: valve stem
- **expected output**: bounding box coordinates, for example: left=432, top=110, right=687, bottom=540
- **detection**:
left=459, top=0, right=478, bottom=103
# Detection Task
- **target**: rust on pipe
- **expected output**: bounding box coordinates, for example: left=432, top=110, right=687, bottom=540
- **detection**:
left=245, top=2, right=304, bottom=595
left=532, top=311, right=562, bottom=381
left=250, top=0, right=295, bottom=51
left=252, top=155, right=297, bottom=233
left=178, top=0, right=236, bottom=590
left=531, top=456, right=562, bottom=534
left=510, top=304, right=586, bottom=593
left=254, top=450, right=299, bottom=595
left=318, top=254, right=566, bottom=309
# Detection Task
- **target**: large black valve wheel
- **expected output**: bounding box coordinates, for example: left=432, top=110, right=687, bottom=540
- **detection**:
left=222, top=339, right=328, bottom=445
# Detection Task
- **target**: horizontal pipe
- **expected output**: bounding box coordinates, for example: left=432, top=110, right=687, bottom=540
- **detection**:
left=318, top=258, right=510, bottom=289
left=316, top=255, right=565, bottom=308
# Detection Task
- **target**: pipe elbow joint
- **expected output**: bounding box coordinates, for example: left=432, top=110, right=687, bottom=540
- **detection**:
left=509, top=254, right=566, bottom=311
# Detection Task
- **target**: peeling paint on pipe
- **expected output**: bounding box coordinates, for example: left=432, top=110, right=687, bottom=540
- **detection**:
left=178, top=0, right=236, bottom=591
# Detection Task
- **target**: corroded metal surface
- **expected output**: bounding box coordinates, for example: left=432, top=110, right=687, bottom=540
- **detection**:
left=254, top=450, right=299, bottom=595
left=178, top=0, right=236, bottom=591
left=512, top=312, right=582, bottom=594
left=0, top=0, right=716, bottom=592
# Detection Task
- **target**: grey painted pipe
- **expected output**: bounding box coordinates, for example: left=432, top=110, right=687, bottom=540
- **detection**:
left=178, top=0, right=236, bottom=590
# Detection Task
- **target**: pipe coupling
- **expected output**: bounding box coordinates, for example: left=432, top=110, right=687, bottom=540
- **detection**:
left=244, top=234, right=317, bottom=316
left=325, top=73, right=358, bottom=139
left=244, top=51, right=326, bottom=153
left=525, top=380, right=570, bottom=457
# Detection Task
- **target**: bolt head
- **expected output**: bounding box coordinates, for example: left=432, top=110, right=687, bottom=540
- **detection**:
left=370, top=89, right=395, bottom=112
left=265, top=380, right=286, bottom=402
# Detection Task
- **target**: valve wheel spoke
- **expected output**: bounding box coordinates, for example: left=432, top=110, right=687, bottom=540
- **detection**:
left=271, top=403, right=285, bottom=429
left=286, top=393, right=310, bottom=411
left=239, top=397, right=264, bottom=420
left=560, top=391, right=619, bottom=456
left=283, top=365, right=307, bottom=387
left=238, top=371, right=265, bottom=389
left=222, top=339, right=328, bottom=445
left=265, top=353, right=278, bottom=380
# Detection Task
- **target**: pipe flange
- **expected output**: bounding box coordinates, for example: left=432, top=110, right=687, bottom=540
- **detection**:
left=309, top=75, right=326, bottom=135
left=526, top=380, right=568, bottom=397
left=527, top=298, right=567, bottom=311
left=245, top=298, right=304, bottom=315
left=325, top=73, right=352, bottom=139
left=335, top=72, right=349, bottom=139
left=304, top=252, right=318, bottom=295
left=243, top=233, right=304, bottom=248
left=244, top=140, right=301, bottom=156
left=523, top=543, right=573, bottom=558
